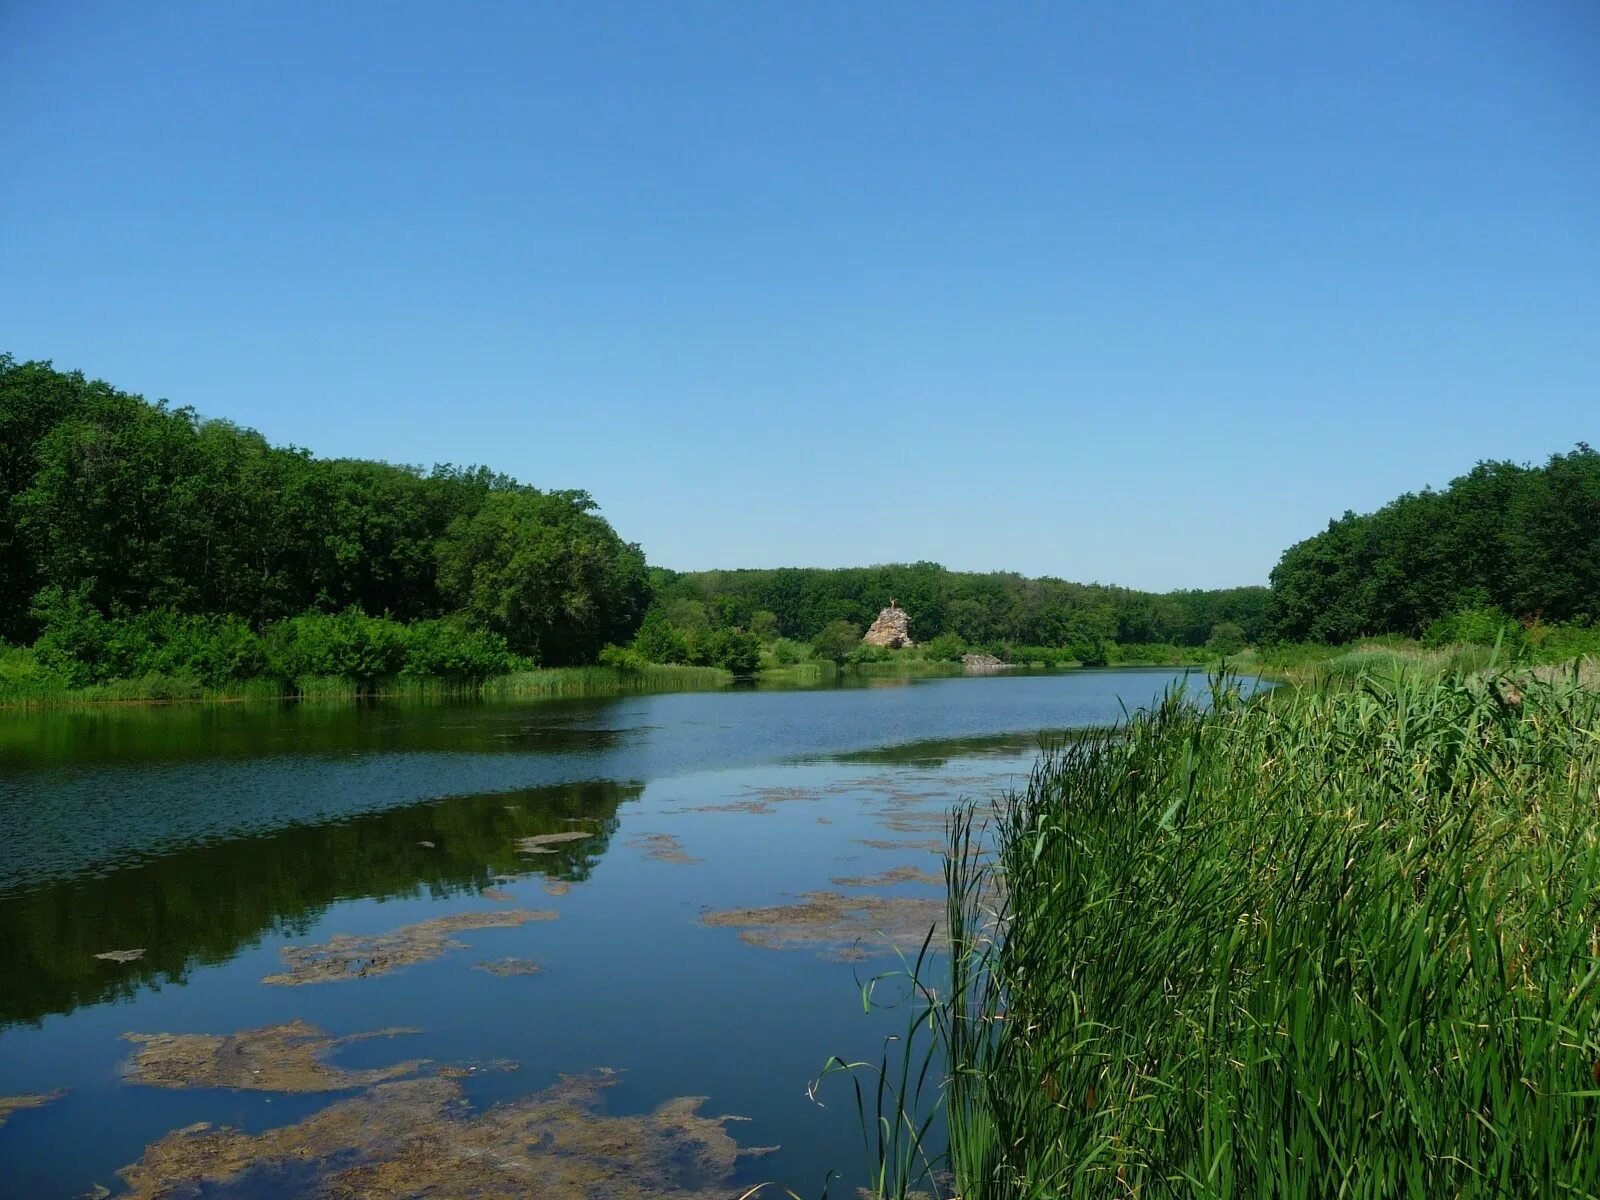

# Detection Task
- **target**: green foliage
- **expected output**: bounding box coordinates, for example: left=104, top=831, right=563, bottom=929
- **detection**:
left=32, top=588, right=267, bottom=688
left=768, top=637, right=802, bottom=666
left=1205, top=620, right=1247, bottom=655
left=702, top=628, right=762, bottom=674
left=263, top=610, right=408, bottom=684
left=1106, top=641, right=1206, bottom=666
left=395, top=619, right=519, bottom=679
left=630, top=608, right=692, bottom=665
left=923, top=632, right=968, bottom=661
left=435, top=489, right=650, bottom=664
left=0, top=356, right=645, bottom=680
left=663, top=597, right=711, bottom=636
left=811, top=619, right=862, bottom=666
left=1422, top=606, right=1524, bottom=650
left=938, top=670, right=1600, bottom=1197
left=646, top=561, right=1269, bottom=649
left=1270, top=445, right=1600, bottom=640
left=749, top=609, right=779, bottom=641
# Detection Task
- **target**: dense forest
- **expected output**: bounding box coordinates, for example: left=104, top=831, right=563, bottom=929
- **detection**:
left=1269, top=446, right=1600, bottom=642
left=4, top=354, right=1596, bottom=697
left=649, top=566, right=1270, bottom=654
left=0, top=356, right=649, bottom=685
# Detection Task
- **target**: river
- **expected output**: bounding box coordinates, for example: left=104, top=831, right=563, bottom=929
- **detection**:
left=0, top=668, right=1235, bottom=1198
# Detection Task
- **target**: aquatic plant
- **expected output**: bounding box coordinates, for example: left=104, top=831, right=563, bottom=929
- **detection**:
left=928, top=669, right=1600, bottom=1198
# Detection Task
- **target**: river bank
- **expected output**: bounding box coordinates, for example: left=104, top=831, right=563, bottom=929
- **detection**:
left=889, top=665, right=1600, bottom=1198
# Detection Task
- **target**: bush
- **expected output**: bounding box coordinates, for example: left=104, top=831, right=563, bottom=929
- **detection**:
left=686, top=628, right=762, bottom=673
left=31, top=591, right=268, bottom=688
left=924, top=632, right=968, bottom=662
left=1206, top=621, right=1248, bottom=656
left=597, top=643, right=649, bottom=671
left=399, top=619, right=517, bottom=679
left=1525, top=619, right=1600, bottom=664
left=263, top=610, right=408, bottom=685
left=631, top=609, right=691, bottom=665
left=769, top=637, right=802, bottom=666
left=811, top=620, right=861, bottom=666
left=1423, top=607, right=1525, bottom=651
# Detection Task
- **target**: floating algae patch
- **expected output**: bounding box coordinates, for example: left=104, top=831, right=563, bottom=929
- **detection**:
left=876, top=807, right=949, bottom=834
left=830, top=865, right=943, bottom=888
left=123, top=1021, right=426, bottom=1092
left=702, top=891, right=944, bottom=961
left=516, top=830, right=598, bottom=855
left=544, top=879, right=572, bottom=897
left=0, top=1090, right=65, bottom=1128
left=677, top=798, right=774, bottom=815
left=480, top=887, right=517, bottom=902
left=116, top=1071, right=774, bottom=1200
left=436, top=1059, right=520, bottom=1079
left=856, top=838, right=946, bottom=855
left=473, top=957, right=542, bottom=976
left=628, top=832, right=702, bottom=864
left=263, top=910, right=557, bottom=985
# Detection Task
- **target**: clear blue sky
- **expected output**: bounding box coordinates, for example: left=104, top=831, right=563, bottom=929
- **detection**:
left=3, top=2, right=1595, bottom=590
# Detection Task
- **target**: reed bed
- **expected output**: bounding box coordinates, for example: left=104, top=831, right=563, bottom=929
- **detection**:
left=479, top=663, right=729, bottom=698
left=927, top=669, right=1600, bottom=1199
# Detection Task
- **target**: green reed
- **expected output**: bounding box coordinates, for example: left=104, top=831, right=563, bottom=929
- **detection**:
left=930, top=668, right=1600, bottom=1199
left=479, top=663, right=730, bottom=698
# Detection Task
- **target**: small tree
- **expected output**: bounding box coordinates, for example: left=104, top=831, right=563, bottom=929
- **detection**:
left=1206, top=621, right=1247, bottom=656
left=750, top=609, right=780, bottom=642
left=811, top=620, right=861, bottom=667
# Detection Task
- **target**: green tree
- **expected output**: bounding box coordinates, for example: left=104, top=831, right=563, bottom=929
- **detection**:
left=435, top=489, right=649, bottom=665
left=811, top=619, right=860, bottom=667
left=749, top=609, right=779, bottom=641
left=1206, top=621, right=1247, bottom=656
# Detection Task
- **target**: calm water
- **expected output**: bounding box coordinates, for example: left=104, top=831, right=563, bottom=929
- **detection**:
left=0, top=669, right=1235, bottom=1199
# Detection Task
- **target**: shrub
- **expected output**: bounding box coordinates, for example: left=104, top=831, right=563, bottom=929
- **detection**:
left=631, top=609, right=691, bottom=664
left=399, top=619, right=516, bottom=679
left=1423, top=606, right=1525, bottom=651
left=769, top=637, right=802, bottom=666
left=924, top=632, right=968, bottom=662
left=811, top=620, right=861, bottom=666
left=1205, top=621, right=1247, bottom=656
left=263, top=610, right=407, bottom=685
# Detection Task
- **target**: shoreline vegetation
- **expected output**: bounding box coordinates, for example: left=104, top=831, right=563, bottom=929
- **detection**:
left=864, top=659, right=1600, bottom=1198
left=6, top=627, right=1598, bottom=711
left=6, top=357, right=1596, bottom=712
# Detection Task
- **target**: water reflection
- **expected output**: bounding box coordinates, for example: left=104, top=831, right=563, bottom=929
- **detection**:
left=0, top=780, right=638, bottom=1028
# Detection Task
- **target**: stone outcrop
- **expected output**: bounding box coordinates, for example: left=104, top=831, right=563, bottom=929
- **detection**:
left=961, top=653, right=1011, bottom=673
left=862, top=603, right=914, bottom=649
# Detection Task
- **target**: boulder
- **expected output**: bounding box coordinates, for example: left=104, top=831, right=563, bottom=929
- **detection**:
left=862, top=603, right=914, bottom=649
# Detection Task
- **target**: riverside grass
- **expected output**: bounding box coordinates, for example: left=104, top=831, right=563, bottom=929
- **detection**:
left=899, top=668, right=1600, bottom=1200
left=0, top=662, right=730, bottom=709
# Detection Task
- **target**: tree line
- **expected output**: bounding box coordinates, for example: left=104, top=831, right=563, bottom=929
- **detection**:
left=1, top=356, right=649, bottom=682
left=646, top=564, right=1271, bottom=662
left=1268, top=446, right=1600, bottom=643
left=6, top=353, right=1595, bottom=691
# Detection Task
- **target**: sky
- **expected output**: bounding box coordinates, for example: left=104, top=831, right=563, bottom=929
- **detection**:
left=2, top=2, right=1596, bottom=591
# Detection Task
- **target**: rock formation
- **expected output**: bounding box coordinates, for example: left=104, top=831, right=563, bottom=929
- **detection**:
left=961, top=652, right=1011, bottom=673
left=863, top=602, right=914, bottom=649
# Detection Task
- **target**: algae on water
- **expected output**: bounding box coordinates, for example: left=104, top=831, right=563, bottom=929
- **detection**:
left=627, top=832, right=702, bottom=864
left=122, top=1021, right=425, bottom=1092
left=0, top=1090, right=65, bottom=1128
left=116, top=1070, right=774, bottom=1200
left=263, top=910, right=557, bottom=985
left=701, top=890, right=944, bottom=961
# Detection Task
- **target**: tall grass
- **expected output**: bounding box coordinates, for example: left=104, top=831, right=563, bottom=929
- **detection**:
left=480, top=663, right=730, bottom=698
left=0, top=659, right=732, bottom=708
left=924, top=669, right=1600, bottom=1198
